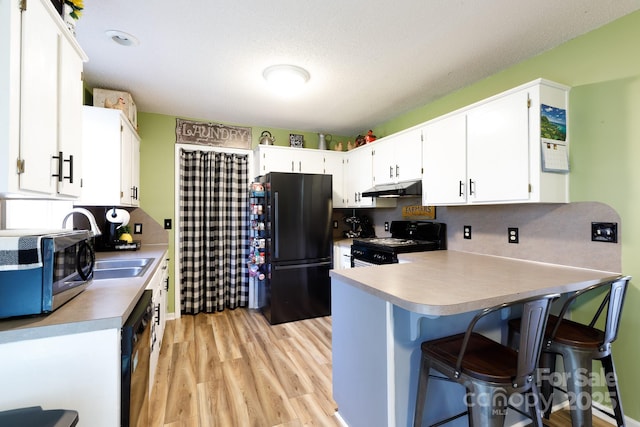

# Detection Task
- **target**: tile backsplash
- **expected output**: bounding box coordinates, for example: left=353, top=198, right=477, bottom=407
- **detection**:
left=338, top=199, right=621, bottom=273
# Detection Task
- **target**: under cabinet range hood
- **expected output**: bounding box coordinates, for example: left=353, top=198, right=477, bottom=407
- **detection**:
left=362, top=180, right=422, bottom=198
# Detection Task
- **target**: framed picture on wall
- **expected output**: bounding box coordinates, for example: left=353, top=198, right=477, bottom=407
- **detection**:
left=289, top=134, right=304, bottom=148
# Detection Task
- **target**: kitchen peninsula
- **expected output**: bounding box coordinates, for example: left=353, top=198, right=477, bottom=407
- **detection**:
left=330, top=250, right=622, bottom=427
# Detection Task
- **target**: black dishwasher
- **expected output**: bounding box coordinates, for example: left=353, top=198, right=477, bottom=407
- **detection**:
left=121, top=290, right=152, bottom=427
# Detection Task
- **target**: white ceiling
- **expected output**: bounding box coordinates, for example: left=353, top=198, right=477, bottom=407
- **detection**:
left=74, top=1, right=640, bottom=136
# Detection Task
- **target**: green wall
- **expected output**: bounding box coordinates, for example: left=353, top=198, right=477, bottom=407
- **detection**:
left=138, top=10, right=640, bottom=420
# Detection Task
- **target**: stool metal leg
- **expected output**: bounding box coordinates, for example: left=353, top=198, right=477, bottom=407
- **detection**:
left=539, top=351, right=555, bottom=419
left=527, top=383, right=545, bottom=427
left=562, top=348, right=594, bottom=427
left=601, top=355, right=624, bottom=427
left=466, top=382, right=507, bottom=427
left=413, top=354, right=432, bottom=427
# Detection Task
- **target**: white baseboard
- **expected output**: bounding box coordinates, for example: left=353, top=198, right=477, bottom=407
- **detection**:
left=592, top=401, right=640, bottom=427
left=335, top=411, right=349, bottom=427
left=536, top=401, right=640, bottom=427
left=367, top=402, right=640, bottom=427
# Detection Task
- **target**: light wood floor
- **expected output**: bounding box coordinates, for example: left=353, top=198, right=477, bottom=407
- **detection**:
left=150, top=308, right=341, bottom=426
left=150, top=308, right=613, bottom=427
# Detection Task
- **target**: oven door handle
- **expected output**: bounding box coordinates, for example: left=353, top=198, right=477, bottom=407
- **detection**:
left=77, top=241, right=95, bottom=281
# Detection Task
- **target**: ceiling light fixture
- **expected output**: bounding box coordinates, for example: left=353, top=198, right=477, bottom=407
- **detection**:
left=263, top=64, right=310, bottom=96
left=105, top=30, right=140, bottom=47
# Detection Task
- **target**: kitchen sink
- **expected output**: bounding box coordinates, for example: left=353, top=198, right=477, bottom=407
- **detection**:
left=94, top=258, right=153, bottom=270
left=92, top=258, right=154, bottom=280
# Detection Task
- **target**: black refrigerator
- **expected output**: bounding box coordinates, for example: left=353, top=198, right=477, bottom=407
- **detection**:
left=258, top=172, right=333, bottom=324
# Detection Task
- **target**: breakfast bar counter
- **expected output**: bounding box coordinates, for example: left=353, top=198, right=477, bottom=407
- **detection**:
left=329, top=250, right=622, bottom=427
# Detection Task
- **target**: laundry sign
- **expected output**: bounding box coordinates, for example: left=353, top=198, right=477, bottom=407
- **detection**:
left=175, top=118, right=251, bottom=149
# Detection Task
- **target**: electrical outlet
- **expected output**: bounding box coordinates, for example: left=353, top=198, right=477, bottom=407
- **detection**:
left=333, top=220, right=339, bottom=229
left=463, top=225, right=472, bottom=239
left=134, top=223, right=143, bottom=234
left=508, top=227, right=519, bottom=244
left=164, top=219, right=172, bottom=230
left=384, top=222, right=389, bottom=232
left=592, top=222, right=617, bottom=243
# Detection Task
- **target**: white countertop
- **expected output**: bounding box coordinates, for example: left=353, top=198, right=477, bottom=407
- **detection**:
left=0, top=244, right=169, bottom=343
left=329, top=250, right=622, bottom=316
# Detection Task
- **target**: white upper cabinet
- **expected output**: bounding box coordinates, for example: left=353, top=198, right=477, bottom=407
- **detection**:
left=253, top=145, right=348, bottom=207
left=466, top=89, right=530, bottom=203
left=78, top=106, right=141, bottom=207
left=344, top=145, right=396, bottom=208
left=422, top=79, right=569, bottom=206
left=422, top=114, right=467, bottom=205
left=345, top=145, right=373, bottom=207
left=254, top=145, right=325, bottom=177
left=371, top=128, right=423, bottom=186
left=321, top=151, right=347, bottom=208
left=0, top=0, right=87, bottom=198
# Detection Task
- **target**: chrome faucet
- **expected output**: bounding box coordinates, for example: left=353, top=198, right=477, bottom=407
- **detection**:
left=62, top=208, right=102, bottom=237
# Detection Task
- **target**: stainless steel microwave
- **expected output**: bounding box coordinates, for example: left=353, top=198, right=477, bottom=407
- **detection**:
left=0, top=229, right=95, bottom=319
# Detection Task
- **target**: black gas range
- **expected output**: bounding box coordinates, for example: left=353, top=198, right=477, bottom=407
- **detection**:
left=351, top=221, right=446, bottom=266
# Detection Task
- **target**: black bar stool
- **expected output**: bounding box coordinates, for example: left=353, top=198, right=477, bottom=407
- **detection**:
left=0, top=406, right=78, bottom=426
left=413, top=293, right=559, bottom=427
left=508, top=276, right=630, bottom=427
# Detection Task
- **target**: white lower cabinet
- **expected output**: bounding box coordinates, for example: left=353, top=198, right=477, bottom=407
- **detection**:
left=0, top=329, right=120, bottom=426
left=422, top=79, right=569, bottom=206
left=333, top=243, right=352, bottom=270
left=78, top=106, right=141, bottom=206
left=147, top=253, right=169, bottom=394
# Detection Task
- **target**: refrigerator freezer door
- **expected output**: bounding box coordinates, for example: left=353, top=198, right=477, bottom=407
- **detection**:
left=262, top=261, right=331, bottom=324
left=269, top=173, right=333, bottom=263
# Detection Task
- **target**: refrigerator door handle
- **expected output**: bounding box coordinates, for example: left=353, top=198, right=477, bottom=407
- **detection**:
left=273, top=261, right=332, bottom=270
left=274, top=191, right=279, bottom=258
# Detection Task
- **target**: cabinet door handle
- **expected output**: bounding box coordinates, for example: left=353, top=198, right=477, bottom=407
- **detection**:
left=298, top=161, right=302, bottom=172
left=396, top=164, right=399, bottom=177
left=155, top=304, right=161, bottom=325
left=469, top=179, right=476, bottom=196
left=63, top=154, right=74, bottom=183
left=389, top=166, right=393, bottom=179
left=459, top=180, right=464, bottom=197
left=52, top=151, right=63, bottom=182
left=291, top=161, right=294, bottom=172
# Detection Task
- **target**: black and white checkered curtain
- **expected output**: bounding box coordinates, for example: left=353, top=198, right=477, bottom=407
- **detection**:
left=179, top=149, right=249, bottom=313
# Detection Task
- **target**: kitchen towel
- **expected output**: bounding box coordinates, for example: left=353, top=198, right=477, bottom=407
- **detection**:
left=0, top=234, right=43, bottom=271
